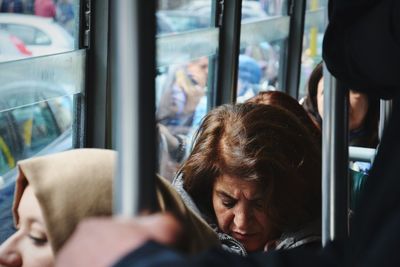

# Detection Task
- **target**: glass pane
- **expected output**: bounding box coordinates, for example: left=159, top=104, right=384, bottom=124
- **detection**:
left=237, top=14, right=290, bottom=102
left=298, top=0, right=328, bottom=100
left=157, top=28, right=219, bottom=67
left=0, top=0, right=79, bottom=62
left=156, top=56, right=212, bottom=181
left=0, top=50, right=85, bottom=111
left=0, top=50, right=85, bottom=187
left=157, top=0, right=213, bottom=34
left=242, top=0, right=287, bottom=18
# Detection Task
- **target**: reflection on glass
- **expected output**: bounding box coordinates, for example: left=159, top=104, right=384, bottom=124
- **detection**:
left=0, top=95, right=73, bottom=179
left=156, top=56, right=210, bottom=181
left=236, top=42, right=283, bottom=103
left=0, top=0, right=78, bottom=62
left=299, top=0, right=328, bottom=99
left=157, top=0, right=212, bottom=34
left=242, top=0, right=287, bottom=19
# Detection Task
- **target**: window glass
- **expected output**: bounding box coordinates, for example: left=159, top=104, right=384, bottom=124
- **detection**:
left=237, top=0, right=289, bottom=102
left=156, top=0, right=216, bottom=181
left=157, top=0, right=213, bottom=35
left=0, top=50, right=85, bottom=188
left=0, top=0, right=79, bottom=62
left=156, top=56, right=212, bottom=181
left=299, top=0, right=327, bottom=100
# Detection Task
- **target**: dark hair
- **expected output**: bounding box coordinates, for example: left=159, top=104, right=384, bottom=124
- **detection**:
left=247, top=91, right=321, bottom=142
left=303, top=61, right=323, bottom=127
left=181, top=103, right=321, bottom=233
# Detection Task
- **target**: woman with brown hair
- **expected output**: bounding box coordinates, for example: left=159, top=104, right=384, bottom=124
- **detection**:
left=173, top=103, right=321, bottom=255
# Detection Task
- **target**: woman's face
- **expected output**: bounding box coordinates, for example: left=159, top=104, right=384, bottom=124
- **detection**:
left=349, top=90, right=369, bottom=131
left=0, top=186, right=54, bottom=267
left=212, top=174, right=278, bottom=252
left=316, top=78, right=324, bottom=118
left=316, top=79, right=369, bottom=131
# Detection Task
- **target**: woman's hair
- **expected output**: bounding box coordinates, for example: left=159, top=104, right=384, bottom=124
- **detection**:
left=247, top=91, right=321, bottom=142
left=303, top=61, right=323, bottom=127
left=181, top=103, right=321, bottom=233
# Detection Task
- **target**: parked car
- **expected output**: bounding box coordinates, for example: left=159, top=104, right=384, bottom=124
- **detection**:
left=0, top=13, right=74, bottom=57
left=0, top=29, right=31, bottom=62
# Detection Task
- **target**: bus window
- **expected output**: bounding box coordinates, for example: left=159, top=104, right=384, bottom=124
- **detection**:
left=299, top=0, right=328, bottom=100
left=0, top=0, right=79, bottom=61
left=237, top=0, right=289, bottom=103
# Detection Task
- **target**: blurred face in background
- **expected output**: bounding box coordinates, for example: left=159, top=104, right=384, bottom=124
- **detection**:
left=212, top=174, right=278, bottom=252
left=187, top=57, right=209, bottom=88
left=0, top=186, right=54, bottom=267
left=317, top=78, right=369, bottom=131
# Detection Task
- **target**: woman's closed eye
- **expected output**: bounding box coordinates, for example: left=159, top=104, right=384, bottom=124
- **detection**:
left=29, top=234, right=48, bottom=246
left=221, top=198, right=236, bottom=208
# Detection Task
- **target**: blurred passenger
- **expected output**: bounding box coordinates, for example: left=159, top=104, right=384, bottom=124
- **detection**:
left=156, top=57, right=209, bottom=180
left=236, top=55, right=262, bottom=103
left=55, top=0, right=74, bottom=35
left=173, top=103, right=321, bottom=254
left=157, top=57, right=208, bottom=136
left=0, top=0, right=23, bottom=13
left=34, top=0, right=55, bottom=18
left=0, top=149, right=115, bottom=267
left=302, top=61, right=379, bottom=148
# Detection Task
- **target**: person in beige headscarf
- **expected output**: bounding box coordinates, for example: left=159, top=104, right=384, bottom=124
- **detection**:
left=0, top=149, right=218, bottom=267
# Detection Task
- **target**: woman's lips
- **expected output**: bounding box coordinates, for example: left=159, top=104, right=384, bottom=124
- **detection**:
left=232, top=232, right=256, bottom=241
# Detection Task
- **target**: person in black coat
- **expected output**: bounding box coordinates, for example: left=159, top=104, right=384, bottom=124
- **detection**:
left=55, top=1, right=400, bottom=266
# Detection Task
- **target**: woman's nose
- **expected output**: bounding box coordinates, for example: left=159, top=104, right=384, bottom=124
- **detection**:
left=0, top=234, right=23, bottom=267
left=233, top=207, right=252, bottom=231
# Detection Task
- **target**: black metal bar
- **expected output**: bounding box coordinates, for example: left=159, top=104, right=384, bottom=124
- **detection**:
left=110, top=1, right=157, bottom=215
left=84, top=0, right=109, bottom=148
left=215, top=0, right=242, bottom=105
left=282, top=0, right=306, bottom=99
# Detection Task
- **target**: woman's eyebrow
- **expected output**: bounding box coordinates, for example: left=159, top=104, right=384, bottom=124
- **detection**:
left=216, top=190, right=236, bottom=200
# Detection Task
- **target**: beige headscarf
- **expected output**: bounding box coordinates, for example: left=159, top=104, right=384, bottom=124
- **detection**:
left=12, top=149, right=115, bottom=254
left=12, top=149, right=218, bottom=255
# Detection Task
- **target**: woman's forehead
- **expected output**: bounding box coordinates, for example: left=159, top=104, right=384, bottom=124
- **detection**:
left=214, top=174, right=263, bottom=199
left=18, top=186, right=45, bottom=225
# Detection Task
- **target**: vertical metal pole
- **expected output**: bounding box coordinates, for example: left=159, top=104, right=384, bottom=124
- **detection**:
left=282, top=0, right=306, bottom=99
left=110, top=1, right=157, bottom=216
left=379, top=100, right=393, bottom=141
left=321, top=64, right=349, bottom=246
left=215, top=0, right=242, bottom=105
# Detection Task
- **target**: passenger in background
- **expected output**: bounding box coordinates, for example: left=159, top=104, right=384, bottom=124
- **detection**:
left=236, top=55, right=262, bottom=103
left=157, top=57, right=208, bottom=136
left=0, top=149, right=115, bottom=267
left=156, top=57, right=209, bottom=181
left=302, top=61, right=379, bottom=148
left=173, top=103, right=321, bottom=255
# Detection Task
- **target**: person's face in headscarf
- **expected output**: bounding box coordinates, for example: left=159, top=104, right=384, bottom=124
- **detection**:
left=0, top=186, right=54, bottom=267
